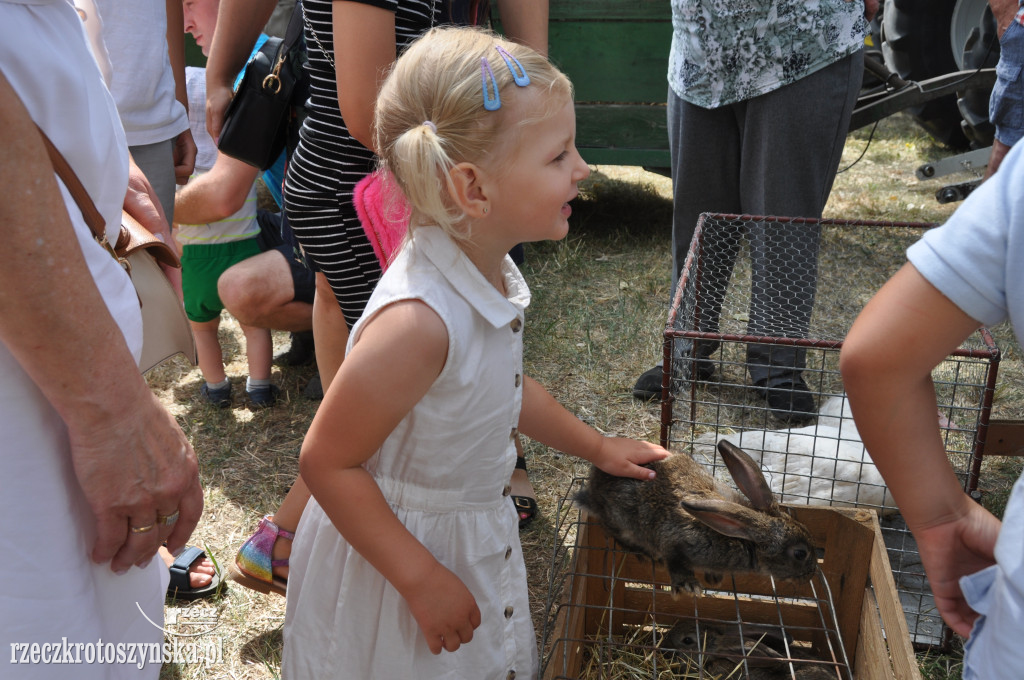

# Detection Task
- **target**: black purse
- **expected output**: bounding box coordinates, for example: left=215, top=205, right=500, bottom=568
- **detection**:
left=218, top=0, right=309, bottom=170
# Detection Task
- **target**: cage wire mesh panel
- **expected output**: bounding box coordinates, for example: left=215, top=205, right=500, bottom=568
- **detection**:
left=659, top=214, right=999, bottom=647
left=540, top=479, right=879, bottom=680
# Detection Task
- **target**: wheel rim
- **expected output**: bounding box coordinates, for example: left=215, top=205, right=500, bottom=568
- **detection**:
left=951, top=0, right=992, bottom=69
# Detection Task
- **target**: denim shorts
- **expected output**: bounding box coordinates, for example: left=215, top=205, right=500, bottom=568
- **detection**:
left=990, top=17, right=1024, bottom=146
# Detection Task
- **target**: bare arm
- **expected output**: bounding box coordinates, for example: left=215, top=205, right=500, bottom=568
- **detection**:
left=204, top=0, right=278, bottom=139
left=840, top=263, right=1001, bottom=636
left=496, top=0, right=549, bottom=56
left=299, top=301, right=480, bottom=654
left=174, top=152, right=261, bottom=224
left=332, top=1, right=396, bottom=152
left=862, top=0, right=879, bottom=22
left=166, top=0, right=196, bottom=183
left=0, top=72, right=202, bottom=573
left=990, top=0, right=1020, bottom=37
left=985, top=138, right=1013, bottom=179
left=519, top=375, right=670, bottom=479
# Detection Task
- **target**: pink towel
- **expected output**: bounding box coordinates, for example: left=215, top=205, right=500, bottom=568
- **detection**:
left=353, top=170, right=409, bottom=271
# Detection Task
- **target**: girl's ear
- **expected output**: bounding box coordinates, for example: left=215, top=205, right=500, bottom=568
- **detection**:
left=448, top=162, right=490, bottom=219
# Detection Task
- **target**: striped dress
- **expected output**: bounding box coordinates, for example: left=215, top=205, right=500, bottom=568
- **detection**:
left=284, top=0, right=438, bottom=327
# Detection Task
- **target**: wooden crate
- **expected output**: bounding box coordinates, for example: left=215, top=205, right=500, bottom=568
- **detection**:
left=542, top=505, right=921, bottom=680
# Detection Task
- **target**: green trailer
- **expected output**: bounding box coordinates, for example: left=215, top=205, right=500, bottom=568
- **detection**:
left=539, top=0, right=672, bottom=170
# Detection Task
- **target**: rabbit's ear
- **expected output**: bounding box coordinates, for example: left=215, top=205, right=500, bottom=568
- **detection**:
left=680, top=495, right=768, bottom=540
left=714, top=633, right=787, bottom=667
left=717, top=440, right=777, bottom=511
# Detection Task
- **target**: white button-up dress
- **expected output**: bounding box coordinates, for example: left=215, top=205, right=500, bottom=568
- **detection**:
left=283, top=226, right=538, bottom=679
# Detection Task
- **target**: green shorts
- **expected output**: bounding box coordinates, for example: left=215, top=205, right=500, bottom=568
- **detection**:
left=181, top=239, right=262, bottom=323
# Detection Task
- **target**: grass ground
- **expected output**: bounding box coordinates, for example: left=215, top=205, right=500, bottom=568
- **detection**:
left=150, top=113, right=1021, bottom=679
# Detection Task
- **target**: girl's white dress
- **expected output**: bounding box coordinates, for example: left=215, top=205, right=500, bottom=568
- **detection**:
left=283, top=226, right=539, bottom=679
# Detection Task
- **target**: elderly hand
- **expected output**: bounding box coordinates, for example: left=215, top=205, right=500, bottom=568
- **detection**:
left=124, top=156, right=183, bottom=296
left=69, top=388, right=203, bottom=572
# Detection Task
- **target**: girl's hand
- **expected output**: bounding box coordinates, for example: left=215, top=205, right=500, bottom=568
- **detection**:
left=591, top=437, right=671, bottom=480
left=404, top=561, right=482, bottom=654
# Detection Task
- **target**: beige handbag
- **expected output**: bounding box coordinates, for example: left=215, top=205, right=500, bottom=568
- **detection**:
left=38, top=127, right=197, bottom=373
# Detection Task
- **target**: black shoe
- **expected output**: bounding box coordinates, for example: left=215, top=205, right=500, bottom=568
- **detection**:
left=275, top=331, right=315, bottom=367
left=631, top=360, right=716, bottom=401
left=246, top=384, right=280, bottom=408
left=302, top=372, right=323, bottom=400
left=756, top=379, right=816, bottom=425
left=200, top=382, right=232, bottom=408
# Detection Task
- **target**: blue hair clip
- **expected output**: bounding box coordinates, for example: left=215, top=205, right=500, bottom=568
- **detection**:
left=494, top=45, right=530, bottom=87
left=481, top=58, right=501, bottom=111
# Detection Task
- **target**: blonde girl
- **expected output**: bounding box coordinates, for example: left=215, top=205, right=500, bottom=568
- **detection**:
left=282, top=26, right=670, bottom=679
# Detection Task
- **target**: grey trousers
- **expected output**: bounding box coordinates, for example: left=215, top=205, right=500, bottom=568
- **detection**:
left=668, top=49, right=863, bottom=387
left=130, top=139, right=176, bottom=225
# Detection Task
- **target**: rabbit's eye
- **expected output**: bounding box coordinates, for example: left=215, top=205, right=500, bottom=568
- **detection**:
left=682, top=635, right=696, bottom=646
left=789, top=544, right=810, bottom=562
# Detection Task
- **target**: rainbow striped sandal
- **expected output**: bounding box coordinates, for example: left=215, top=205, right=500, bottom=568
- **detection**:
left=228, top=515, right=293, bottom=597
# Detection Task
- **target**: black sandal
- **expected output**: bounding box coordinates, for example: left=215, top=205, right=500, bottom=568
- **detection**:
left=512, top=456, right=538, bottom=530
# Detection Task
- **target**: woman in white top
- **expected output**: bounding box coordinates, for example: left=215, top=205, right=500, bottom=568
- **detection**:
left=0, top=3, right=202, bottom=677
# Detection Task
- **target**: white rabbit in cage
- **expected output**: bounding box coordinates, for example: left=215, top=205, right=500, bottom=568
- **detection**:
left=692, top=396, right=898, bottom=514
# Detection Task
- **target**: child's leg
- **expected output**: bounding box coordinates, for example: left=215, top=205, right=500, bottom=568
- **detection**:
left=192, top=318, right=225, bottom=384
left=266, top=477, right=312, bottom=581
left=240, top=323, right=278, bottom=407
left=240, top=324, right=273, bottom=381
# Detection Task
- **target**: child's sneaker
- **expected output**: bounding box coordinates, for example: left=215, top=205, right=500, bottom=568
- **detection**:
left=246, top=384, right=280, bottom=408
left=200, top=382, right=232, bottom=408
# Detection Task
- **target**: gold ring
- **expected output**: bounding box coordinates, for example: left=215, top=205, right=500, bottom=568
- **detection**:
left=130, top=523, right=156, bottom=534
left=157, top=510, right=180, bottom=526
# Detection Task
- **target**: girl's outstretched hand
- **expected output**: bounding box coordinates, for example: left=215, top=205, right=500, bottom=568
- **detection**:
left=592, top=438, right=671, bottom=480
left=404, top=561, right=482, bottom=655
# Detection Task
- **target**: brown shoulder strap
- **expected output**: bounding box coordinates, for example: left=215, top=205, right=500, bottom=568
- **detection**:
left=36, top=125, right=107, bottom=242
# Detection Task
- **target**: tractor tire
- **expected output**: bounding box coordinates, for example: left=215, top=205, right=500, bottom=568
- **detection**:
left=881, top=0, right=972, bottom=149
left=956, top=4, right=999, bottom=147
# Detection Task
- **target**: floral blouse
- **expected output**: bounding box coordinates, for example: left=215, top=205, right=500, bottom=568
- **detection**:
left=669, top=0, right=868, bottom=109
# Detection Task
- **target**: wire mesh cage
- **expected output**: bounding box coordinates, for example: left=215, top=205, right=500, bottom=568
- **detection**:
left=657, top=214, right=1000, bottom=647
left=540, top=478, right=918, bottom=680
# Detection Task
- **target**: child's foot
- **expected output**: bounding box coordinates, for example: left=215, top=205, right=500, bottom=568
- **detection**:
left=162, top=545, right=221, bottom=600
left=200, top=381, right=232, bottom=408
left=510, top=456, right=538, bottom=530
left=229, top=515, right=292, bottom=596
left=246, top=384, right=280, bottom=408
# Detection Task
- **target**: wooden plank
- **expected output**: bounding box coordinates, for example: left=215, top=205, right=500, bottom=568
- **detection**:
left=578, top=147, right=671, bottom=169
left=549, top=22, right=671, bottom=103
left=867, top=515, right=923, bottom=680
left=548, top=0, right=671, bottom=22
left=794, top=507, right=875, bottom=660
left=576, top=104, right=668, bottom=147
left=855, top=588, right=896, bottom=680
left=982, top=419, right=1024, bottom=456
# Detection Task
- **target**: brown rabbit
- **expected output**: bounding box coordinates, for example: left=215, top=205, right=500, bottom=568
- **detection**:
left=660, top=619, right=840, bottom=679
left=575, top=440, right=816, bottom=593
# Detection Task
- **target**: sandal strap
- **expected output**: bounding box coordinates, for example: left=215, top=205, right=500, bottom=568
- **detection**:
left=168, top=545, right=205, bottom=592
left=263, top=514, right=296, bottom=540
